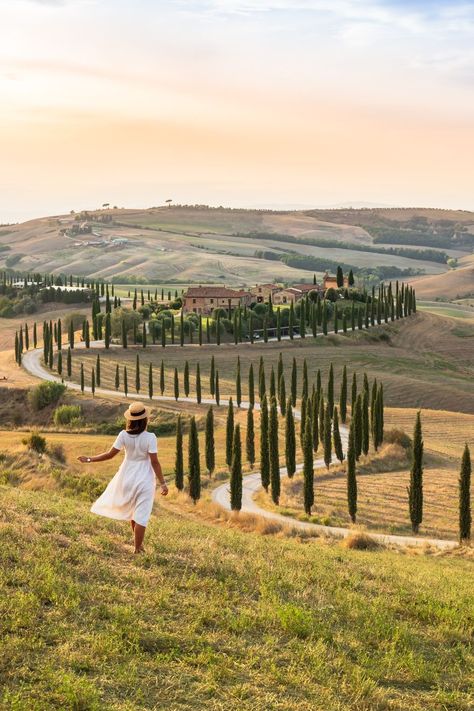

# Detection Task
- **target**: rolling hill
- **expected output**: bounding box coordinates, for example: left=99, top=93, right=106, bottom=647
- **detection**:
left=1, top=205, right=472, bottom=289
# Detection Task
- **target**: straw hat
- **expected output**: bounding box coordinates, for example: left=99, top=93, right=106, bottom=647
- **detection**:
left=123, top=402, right=150, bottom=421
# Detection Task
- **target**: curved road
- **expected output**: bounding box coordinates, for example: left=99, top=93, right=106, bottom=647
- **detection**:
left=22, top=341, right=457, bottom=551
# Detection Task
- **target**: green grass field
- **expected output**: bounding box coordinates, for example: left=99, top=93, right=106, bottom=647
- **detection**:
left=1, top=486, right=473, bottom=711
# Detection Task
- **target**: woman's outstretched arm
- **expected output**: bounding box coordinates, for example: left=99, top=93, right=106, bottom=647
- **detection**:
left=77, top=447, right=120, bottom=463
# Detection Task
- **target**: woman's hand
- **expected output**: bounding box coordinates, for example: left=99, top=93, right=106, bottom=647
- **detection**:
left=160, top=483, right=169, bottom=496
left=77, top=456, right=90, bottom=463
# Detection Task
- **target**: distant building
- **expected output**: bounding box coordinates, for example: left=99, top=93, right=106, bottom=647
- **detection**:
left=249, top=283, right=281, bottom=303
left=183, top=286, right=252, bottom=315
left=322, top=272, right=349, bottom=290
left=273, top=287, right=305, bottom=305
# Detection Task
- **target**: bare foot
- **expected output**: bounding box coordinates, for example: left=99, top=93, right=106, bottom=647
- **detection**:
left=133, top=546, right=145, bottom=554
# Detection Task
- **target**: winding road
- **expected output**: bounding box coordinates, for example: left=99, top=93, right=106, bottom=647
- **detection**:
left=22, top=341, right=458, bottom=551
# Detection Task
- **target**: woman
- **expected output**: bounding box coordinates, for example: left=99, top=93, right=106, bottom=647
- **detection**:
left=78, top=401, right=168, bottom=553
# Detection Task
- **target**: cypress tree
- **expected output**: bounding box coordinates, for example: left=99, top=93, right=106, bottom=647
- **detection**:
left=289, top=301, right=294, bottom=339
left=84, top=320, right=90, bottom=348
left=269, top=396, right=280, bottom=505
left=333, top=406, right=344, bottom=462
left=135, top=353, right=140, bottom=393
left=316, top=368, right=322, bottom=405
left=174, top=367, right=179, bottom=401
left=48, top=335, right=54, bottom=369
left=270, top=366, right=276, bottom=399
left=318, top=393, right=325, bottom=445
left=302, top=359, right=308, bottom=401
left=69, top=320, right=74, bottom=349
left=285, top=401, right=296, bottom=478
left=196, top=363, right=202, bottom=404
left=33, top=322, right=37, bottom=349
left=91, top=367, right=96, bottom=396
left=210, top=355, right=215, bottom=396
left=121, top=318, right=127, bottom=348
left=148, top=362, right=153, bottom=400
left=184, top=360, right=190, bottom=397
left=378, top=384, right=384, bottom=445
left=180, top=311, right=184, bottom=347
left=96, top=353, right=101, bottom=387
left=226, top=397, right=234, bottom=467
left=246, top=406, right=255, bottom=467
left=80, top=363, right=85, bottom=392
left=188, top=416, right=201, bottom=503
left=408, top=411, right=423, bottom=534
left=459, top=444, right=471, bottom=543
left=303, top=416, right=314, bottom=516
left=358, top=389, right=368, bottom=457
left=346, top=421, right=357, bottom=523
left=123, top=365, right=128, bottom=396
left=277, top=352, right=283, bottom=386
left=340, top=365, right=347, bottom=424
left=354, top=394, right=362, bottom=459
left=14, top=332, right=19, bottom=364
left=198, top=315, right=203, bottom=346
left=351, top=302, right=355, bottom=331
left=160, top=360, right=165, bottom=395
left=291, top=357, right=297, bottom=407
left=299, top=306, right=306, bottom=339
left=67, top=347, right=72, bottom=378
left=370, top=378, right=378, bottom=443
left=57, top=350, right=62, bottom=376
left=276, top=307, right=281, bottom=341
left=55, top=320, right=59, bottom=350
left=351, top=372, right=357, bottom=414
left=258, top=357, right=266, bottom=401
left=248, top=363, right=255, bottom=407
left=230, top=423, right=243, bottom=510
left=259, top=395, right=270, bottom=492
left=327, top=363, right=334, bottom=417
left=322, top=300, right=328, bottom=335
left=216, top=312, right=221, bottom=346
left=205, top=406, right=215, bottom=476
left=215, top=371, right=220, bottom=406
left=279, top=373, right=287, bottom=417
left=311, top=392, right=319, bottom=452
left=142, top=322, right=147, bottom=348
left=300, top=395, right=307, bottom=448
left=323, top=403, right=332, bottom=468
left=161, top=320, right=166, bottom=348
left=105, top=312, right=111, bottom=348
left=236, top=356, right=242, bottom=407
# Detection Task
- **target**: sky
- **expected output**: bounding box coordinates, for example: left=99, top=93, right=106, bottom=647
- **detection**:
left=1, top=0, right=474, bottom=222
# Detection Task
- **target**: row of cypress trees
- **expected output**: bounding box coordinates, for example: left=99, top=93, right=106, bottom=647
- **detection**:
left=14, top=277, right=417, bottom=361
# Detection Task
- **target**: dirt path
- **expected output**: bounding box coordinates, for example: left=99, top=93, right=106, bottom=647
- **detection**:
left=22, top=342, right=458, bottom=551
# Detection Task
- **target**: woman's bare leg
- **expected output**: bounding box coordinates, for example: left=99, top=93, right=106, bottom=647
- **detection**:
left=130, top=520, right=136, bottom=531
left=134, top=523, right=146, bottom=553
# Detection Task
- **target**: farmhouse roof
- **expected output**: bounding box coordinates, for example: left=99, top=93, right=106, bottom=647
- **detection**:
left=185, top=286, right=251, bottom=298
left=292, top=283, right=319, bottom=292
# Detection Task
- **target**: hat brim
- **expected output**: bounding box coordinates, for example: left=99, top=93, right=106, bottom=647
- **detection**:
left=123, top=406, right=150, bottom=421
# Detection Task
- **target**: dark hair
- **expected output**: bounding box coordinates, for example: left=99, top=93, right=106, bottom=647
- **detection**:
left=126, top=417, right=148, bottom=435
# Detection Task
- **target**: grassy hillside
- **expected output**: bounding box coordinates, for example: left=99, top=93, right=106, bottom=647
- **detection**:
left=1, top=486, right=473, bottom=710
left=1, top=205, right=472, bottom=285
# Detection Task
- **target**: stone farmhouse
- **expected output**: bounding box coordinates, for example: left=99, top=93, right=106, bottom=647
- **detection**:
left=182, top=286, right=252, bottom=315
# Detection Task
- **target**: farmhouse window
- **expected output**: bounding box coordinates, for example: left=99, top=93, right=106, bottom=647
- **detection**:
left=193, top=298, right=196, bottom=303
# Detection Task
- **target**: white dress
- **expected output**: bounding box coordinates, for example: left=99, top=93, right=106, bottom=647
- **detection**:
left=91, top=430, right=158, bottom=527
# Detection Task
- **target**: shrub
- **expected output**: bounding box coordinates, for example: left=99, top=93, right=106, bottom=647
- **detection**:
left=53, top=404, right=82, bottom=426
left=384, top=428, right=412, bottom=451
left=28, top=381, right=66, bottom=411
left=48, top=442, right=66, bottom=463
left=22, top=432, right=47, bottom=453
left=344, top=532, right=381, bottom=550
